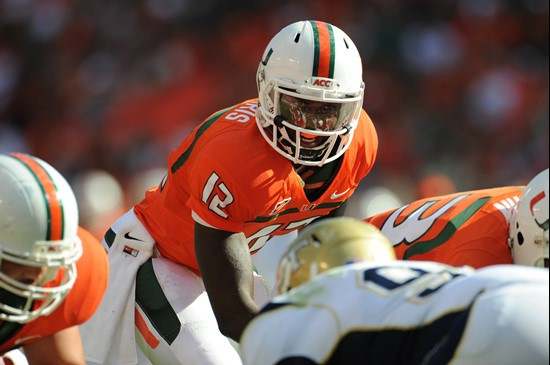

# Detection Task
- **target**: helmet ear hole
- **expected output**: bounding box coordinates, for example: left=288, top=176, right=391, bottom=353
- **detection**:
left=517, top=231, right=524, bottom=246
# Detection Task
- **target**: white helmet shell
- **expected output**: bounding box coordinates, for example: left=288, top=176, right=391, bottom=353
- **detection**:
left=0, top=153, right=82, bottom=323
left=256, top=20, right=365, bottom=166
left=509, top=168, right=549, bottom=267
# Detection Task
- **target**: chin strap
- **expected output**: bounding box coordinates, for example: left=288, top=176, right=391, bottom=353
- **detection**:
left=274, top=115, right=285, bottom=128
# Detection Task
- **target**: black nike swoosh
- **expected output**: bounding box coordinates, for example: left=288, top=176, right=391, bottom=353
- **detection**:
left=124, top=232, right=144, bottom=242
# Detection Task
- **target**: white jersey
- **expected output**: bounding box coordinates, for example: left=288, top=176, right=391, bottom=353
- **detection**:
left=240, top=261, right=549, bottom=365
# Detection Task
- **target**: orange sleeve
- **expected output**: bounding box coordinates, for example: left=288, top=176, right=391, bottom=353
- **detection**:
left=185, top=153, right=250, bottom=232
left=69, top=227, right=109, bottom=323
left=183, top=128, right=288, bottom=232
left=354, top=110, right=378, bottom=184
left=356, top=110, right=378, bottom=180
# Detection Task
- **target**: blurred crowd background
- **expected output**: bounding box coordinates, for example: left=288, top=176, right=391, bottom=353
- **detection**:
left=1, top=0, right=548, bottom=239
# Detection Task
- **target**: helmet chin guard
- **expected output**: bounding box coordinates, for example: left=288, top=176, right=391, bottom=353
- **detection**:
left=256, top=20, right=365, bottom=166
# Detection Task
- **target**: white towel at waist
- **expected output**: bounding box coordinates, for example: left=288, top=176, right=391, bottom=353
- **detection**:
left=80, top=208, right=155, bottom=365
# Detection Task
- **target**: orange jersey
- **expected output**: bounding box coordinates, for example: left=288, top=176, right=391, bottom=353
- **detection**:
left=0, top=227, right=109, bottom=353
left=364, top=186, right=524, bottom=268
left=135, top=99, right=378, bottom=274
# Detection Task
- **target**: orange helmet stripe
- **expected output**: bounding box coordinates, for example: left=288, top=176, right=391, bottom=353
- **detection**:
left=10, top=153, right=64, bottom=241
left=135, top=307, right=160, bottom=349
left=310, top=21, right=335, bottom=78
left=530, top=191, right=545, bottom=214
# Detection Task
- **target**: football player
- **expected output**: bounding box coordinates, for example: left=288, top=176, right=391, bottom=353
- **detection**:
left=240, top=217, right=549, bottom=364
left=0, top=153, right=109, bottom=364
left=80, top=20, right=379, bottom=364
left=364, top=169, right=549, bottom=268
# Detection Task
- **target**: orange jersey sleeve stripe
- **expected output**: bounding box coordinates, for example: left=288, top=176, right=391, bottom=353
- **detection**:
left=310, top=20, right=335, bottom=78
left=9, top=153, right=64, bottom=241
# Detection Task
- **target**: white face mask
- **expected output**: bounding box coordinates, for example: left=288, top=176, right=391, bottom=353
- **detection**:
left=0, top=258, right=77, bottom=323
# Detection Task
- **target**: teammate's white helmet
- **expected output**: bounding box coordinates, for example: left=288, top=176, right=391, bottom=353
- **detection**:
left=256, top=20, right=365, bottom=166
left=0, top=153, right=82, bottom=323
left=275, top=217, right=396, bottom=294
left=509, top=168, right=549, bottom=267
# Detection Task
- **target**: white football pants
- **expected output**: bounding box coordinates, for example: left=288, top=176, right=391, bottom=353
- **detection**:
left=134, top=257, right=271, bottom=365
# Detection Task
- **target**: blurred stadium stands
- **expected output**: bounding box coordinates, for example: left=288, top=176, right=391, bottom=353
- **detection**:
left=0, top=0, right=548, bottom=239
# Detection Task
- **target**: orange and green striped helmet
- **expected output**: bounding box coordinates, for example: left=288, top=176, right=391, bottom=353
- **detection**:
left=257, top=20, right=365, bottom=166
left=0, top=152, right=82, bottom=323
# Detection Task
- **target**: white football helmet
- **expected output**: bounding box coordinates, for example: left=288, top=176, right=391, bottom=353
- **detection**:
left=0, top=153, right=82, bottom=323
left=509, top=168, right=549, bottom=267
left=256, top=20, right=365, bottom=166
left=275, top=217, right=396, bottom=294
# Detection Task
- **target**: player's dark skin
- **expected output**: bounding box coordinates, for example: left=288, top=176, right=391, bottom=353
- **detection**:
left=194, top=201, right=348, bottom=341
